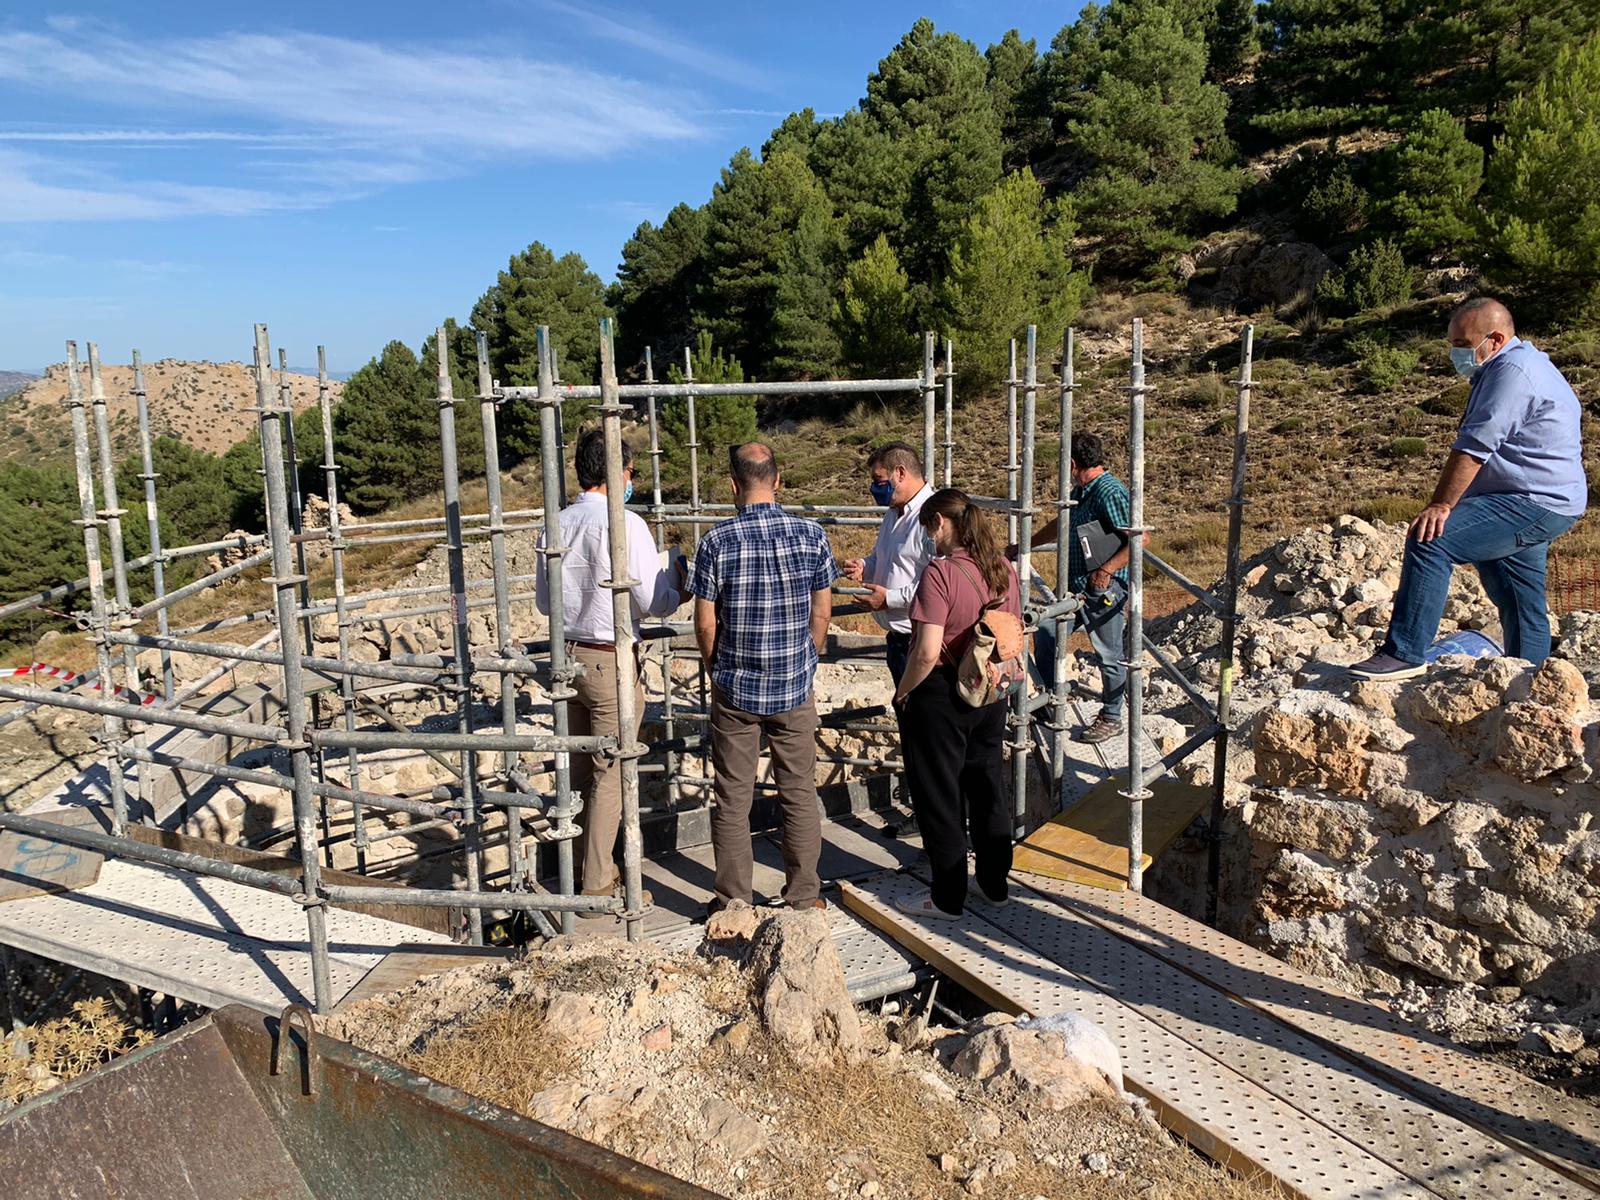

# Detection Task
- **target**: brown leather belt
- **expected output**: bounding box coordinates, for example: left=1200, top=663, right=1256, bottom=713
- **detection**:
left=568, top=640, right=616, bottom=653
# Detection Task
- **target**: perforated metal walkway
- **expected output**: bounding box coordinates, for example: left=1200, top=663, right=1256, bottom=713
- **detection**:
left=843, top=870, right=1600, bottom=1200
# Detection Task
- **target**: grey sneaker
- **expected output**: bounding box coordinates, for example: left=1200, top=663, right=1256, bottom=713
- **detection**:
left=1348, top=652, right=1426, bottom=681
left=1081, top=715, right=1123, bottom=745
left=970, top=884, right=1010, bottom=908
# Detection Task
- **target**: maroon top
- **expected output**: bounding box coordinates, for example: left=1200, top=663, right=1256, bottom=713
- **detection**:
left=909, top=551, right=1022, bottom=666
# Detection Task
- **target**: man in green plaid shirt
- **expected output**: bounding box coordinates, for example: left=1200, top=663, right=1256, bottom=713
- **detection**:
left=1023, top=431, right=1133, bottom=745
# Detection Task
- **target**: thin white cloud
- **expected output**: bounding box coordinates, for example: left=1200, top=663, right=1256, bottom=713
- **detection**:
left=0, top=25, right=708, bottom=222
left=529, top=0, right=771, bottom=90
left=0, top=148, right=315, bottom=222
left=0, top=28, right=702, bottom=157
left=0, top=129, right=330, bottom=145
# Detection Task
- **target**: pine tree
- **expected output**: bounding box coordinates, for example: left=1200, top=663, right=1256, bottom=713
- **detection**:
left=985, top=30, right=1049, bottom=170
left=942, top=170, right=1089, bottom=395
left=1383, top=110, right=1483, bottom=257
left=611, top=203, right=710, bottom=370
left=658, top=333, right=758, bottom=491
left=1482, top=34, right=1600, bottom=306
left=698, top=147, right=840, bottom=376
left=863, top=19, right=1006, bottom=290
left=809, top=110, right=910, bottom=260
left=116, top=437, right=234, bottom=547
left=835, top=235, right=919, bottom=378
left=1048, top=0, right=1243, bottom=270
left=763, top=108, right=822, bottom=161
left=0, top=463, right=92, bottom=650
left=335, top=341, right=445, bottom=513
left=770, top=201, right=845, bottom=378
left=1255, top=0, right=1418, bottom=138
left=470, top=243, right=611, bottom=391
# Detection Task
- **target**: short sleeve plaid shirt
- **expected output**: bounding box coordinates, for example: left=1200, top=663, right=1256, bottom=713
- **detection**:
left=1067, top=471, right=1132, bottom=595
left=687, top=503, right=839, bottom=715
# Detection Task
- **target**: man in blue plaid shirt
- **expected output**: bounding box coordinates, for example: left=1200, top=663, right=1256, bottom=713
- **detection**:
left=690, top=443, right=838, bottom=913
left=1024, top=431, right=1136, bottom=745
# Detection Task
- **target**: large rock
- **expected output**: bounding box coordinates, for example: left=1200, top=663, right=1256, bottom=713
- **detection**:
left=1249, top=791, right=1378, bottom=862
left=1371, top=916, right=1489, bottom=984
left=1494, top=702, right=1585, bottom=781
left=1253, top=708, right=1372, bottom=796
left=746, top=910, right=862, bottom=1067
left=951, top=1017, right=1120, bottom=1111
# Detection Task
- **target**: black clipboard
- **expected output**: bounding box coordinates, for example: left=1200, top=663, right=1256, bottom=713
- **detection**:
left=1076, top=516, right=1127, bottom=573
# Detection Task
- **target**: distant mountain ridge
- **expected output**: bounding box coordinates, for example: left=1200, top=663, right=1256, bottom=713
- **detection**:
left=0, top=371, right=39, bottom=401
left=0, top=360, right=340, bottom=466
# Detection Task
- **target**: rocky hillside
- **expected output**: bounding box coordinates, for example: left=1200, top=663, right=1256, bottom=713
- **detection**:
left=0, top=360, right=338, bottom=465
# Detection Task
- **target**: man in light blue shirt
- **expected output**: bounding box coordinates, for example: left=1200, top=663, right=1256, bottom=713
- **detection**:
left=1352, top=297, right=1587, bottom=679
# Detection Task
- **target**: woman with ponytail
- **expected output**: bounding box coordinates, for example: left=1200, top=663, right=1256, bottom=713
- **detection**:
left=891, top=488, right=1021, bottom=918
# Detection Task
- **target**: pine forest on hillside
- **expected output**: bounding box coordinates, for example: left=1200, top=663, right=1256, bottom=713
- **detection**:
left=5, top=6, right=1600, bottom=653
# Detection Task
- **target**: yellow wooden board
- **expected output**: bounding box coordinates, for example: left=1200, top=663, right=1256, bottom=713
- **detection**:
left=1013, top=777, right=1211, bottom=890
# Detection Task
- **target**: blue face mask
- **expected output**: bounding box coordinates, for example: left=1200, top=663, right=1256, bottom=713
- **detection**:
left=870, top=479, right=896, bottom=507
left=623, top=479, right=634, bottom=504
left=1450, top=336, right=1489, bottom=378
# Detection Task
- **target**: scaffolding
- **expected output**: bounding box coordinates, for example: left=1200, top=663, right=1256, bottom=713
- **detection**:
left=0, top=316, right=1255, bottom=1014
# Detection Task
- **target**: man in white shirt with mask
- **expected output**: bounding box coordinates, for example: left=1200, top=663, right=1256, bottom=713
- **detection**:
left=536, top=428, right=685, bottom=915
left=844, top=442, right=934, bottom=829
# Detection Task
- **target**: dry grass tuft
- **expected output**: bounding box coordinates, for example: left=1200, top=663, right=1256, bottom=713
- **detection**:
left=1, top=997, right=153, bottom=1105
left=402, top=999, right=575, bottom=1115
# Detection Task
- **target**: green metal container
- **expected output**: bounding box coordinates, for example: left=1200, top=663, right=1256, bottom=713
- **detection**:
left=1, top=1004, right=718, bottom=1199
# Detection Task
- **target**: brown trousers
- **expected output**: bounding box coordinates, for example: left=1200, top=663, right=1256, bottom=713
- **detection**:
left=567, top=644, right=645, bottom=896
left=708, top=683, right=822, bottom=909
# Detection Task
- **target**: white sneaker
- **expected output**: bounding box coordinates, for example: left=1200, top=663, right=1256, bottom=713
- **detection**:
left=894, top=891, right=962, bottom=921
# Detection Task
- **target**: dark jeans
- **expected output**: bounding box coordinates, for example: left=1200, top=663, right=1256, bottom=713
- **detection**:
left=1034, top=579, right=1128, bottom=721
left=902, top=666, right=1011, bottom=913
left=1383, top=493, right=1577, bottom=664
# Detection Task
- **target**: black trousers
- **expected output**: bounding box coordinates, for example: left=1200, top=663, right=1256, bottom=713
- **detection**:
left=902, top=666, right=1011, bottom=913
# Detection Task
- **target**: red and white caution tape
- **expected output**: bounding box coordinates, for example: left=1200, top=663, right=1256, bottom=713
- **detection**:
left=0, top=662, right=159, bottom=705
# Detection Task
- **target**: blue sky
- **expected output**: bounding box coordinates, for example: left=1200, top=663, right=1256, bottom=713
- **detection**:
left=0, top=3, right=1068, bottom=373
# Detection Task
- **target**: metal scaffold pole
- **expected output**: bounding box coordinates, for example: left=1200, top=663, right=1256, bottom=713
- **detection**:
left=643, top=346, right=680, bottom=814
left=1051, top=328, right=1076, bottom=798
left=88, top=345, right=155, bottom=823
left=537, top=324, right=580, bottom=933
left=921, top=333, right=936, bottom=481
left=1123, top=319, right=1152, bottom=893
left=1006, top=338, right=1019, bottom=546
left=598, top=320, right=646, bottom=942
left=1207, top=324, right=1254, bottom=926
left=475, top=331, right=528, bottom=894
left=131, top=350, right=174, bottom=702
left=253, top=324, right=332, bottom=1011
left=434, top=327, right=487, bottom=945
left=1011, top=325, right=1038, bottom=840
left=315, top=345, right=368, bottom=871
left=684, top=347, right=702, bottom=552
left=942, top=337, right=954, bottom=487
left=64, top=342, right=131, bottom=837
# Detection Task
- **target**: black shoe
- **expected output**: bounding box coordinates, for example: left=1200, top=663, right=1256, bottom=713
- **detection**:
left=883, top=812, right=919, bottom=839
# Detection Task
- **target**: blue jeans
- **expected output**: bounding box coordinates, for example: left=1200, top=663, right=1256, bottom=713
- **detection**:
left=1034, top=580, right=1128, bottom=721
left=1384, top=493, right=1576, bottom=664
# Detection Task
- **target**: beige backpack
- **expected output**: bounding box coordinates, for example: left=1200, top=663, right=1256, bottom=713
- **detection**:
left=948, top=559, right=1027, bottom=707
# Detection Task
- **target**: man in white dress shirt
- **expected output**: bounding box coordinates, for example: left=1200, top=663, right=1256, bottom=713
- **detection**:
left=843, top=442, right=934, bottom=825
left=536, top=429, right=685, bottom=914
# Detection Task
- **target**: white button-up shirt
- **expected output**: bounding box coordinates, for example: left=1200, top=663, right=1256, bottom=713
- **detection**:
left=535, top=492, right=683, bottom=643
left=862, top=482, right=935, bottom=635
